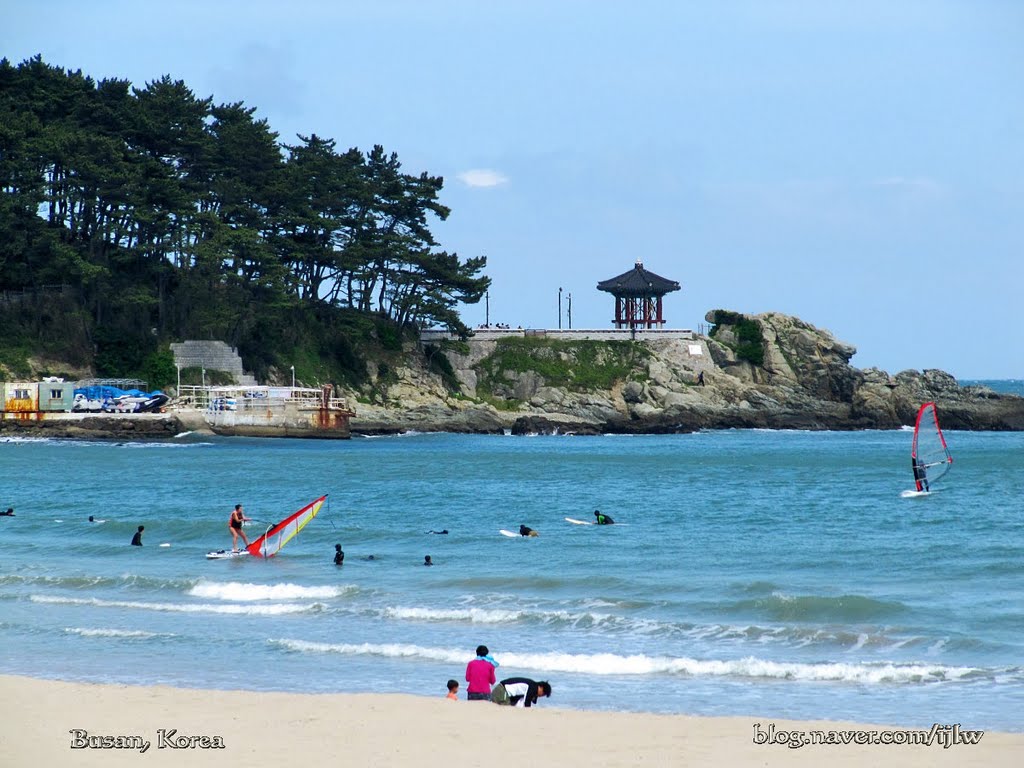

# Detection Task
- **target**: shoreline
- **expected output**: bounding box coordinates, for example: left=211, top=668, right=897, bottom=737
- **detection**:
left=1, top=675, right=1019, bottom=767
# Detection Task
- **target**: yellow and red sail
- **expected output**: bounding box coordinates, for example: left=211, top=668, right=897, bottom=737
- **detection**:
left=247, top=495, right=327, bottom=558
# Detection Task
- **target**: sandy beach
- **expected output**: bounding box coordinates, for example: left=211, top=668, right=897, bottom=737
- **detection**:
left=0, top=675, right=1018, bottom=767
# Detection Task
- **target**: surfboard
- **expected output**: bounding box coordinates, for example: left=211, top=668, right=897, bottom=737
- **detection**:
left=499, top=529, right=519, bottom=538
left=565, top=517, right=593, bottom=525
left=205, top=549, right=250, bottom=559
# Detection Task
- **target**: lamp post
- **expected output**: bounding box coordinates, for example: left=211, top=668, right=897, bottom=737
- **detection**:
left=568, top=292, right=572, bottom=329
left=485, top=291, right=489, bottom=327
left=290, top=365, right=295, bottom=388
left=201, top=367, right=206, bottom=389
left=558, top=287, right=562, bottom=330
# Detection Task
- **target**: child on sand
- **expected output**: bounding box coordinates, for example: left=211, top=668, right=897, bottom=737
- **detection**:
left=446, top=680, right=459, bottom=700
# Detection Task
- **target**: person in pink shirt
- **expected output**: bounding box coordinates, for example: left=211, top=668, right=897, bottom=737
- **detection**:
left=465, top=644, right=497, bottom=700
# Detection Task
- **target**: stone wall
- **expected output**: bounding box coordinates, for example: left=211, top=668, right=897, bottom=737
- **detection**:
left=169, top=341, right=257, bottom=385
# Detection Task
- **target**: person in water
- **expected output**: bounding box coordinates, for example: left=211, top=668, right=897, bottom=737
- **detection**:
left=334, top=543, right=345, bottom=565
left=1, top=507, right=14, bottom=516
left=490, top=677, right=551, bottom=708
left=427, top=529, right=449, bottom=534
left=130, top=525, right=144, bottom=546
left=912, top=457, right=930, bottom=492
left=228, top=504, right=251, bottom=551
left=424, top=555, right=433, bottom=566
left=446, top=680, right=460, bottom=700
left=519, top=524, right=539, bottom=537
left=593, top=510, right=615, bottom=525
left=465, top=645, right=497, bottom=700
left=88, top=515, right=95, bottom=522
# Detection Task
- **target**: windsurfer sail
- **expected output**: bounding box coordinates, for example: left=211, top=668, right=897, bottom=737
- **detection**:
left=247, top=495, right=328, bottom=558
left=910, top=403, right=952, bottom=493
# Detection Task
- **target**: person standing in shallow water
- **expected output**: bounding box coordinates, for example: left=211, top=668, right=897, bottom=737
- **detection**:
left=130, top=525, right=144, bottom=546
left=334, top=544, right=344, bottom=565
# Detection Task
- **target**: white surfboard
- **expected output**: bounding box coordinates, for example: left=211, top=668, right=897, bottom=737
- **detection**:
left=900, top=489, right=931, bottom=498
left=499, top=529, right=519, bottom=538
left=565, top=517, right=593, bottom=525
left=206, top=549, right=249, bottom=559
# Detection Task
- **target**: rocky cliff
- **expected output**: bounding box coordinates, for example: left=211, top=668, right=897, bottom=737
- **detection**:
left=347, top=310, right=1024, bottom=434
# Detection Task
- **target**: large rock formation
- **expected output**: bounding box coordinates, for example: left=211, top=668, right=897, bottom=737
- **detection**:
left=346, top=310, right=1024, bottom=434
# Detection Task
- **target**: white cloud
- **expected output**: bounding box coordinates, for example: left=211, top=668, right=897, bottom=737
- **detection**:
left=871, top=176, right=947, bottom=197
left=457, top=169, right=508, bottom=188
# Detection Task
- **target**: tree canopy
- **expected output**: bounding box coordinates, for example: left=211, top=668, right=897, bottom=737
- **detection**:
left=0, top=56, right=488, bottom=384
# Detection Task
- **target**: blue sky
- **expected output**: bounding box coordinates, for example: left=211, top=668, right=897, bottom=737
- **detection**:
left=4, top=1, right=1022, bottom=377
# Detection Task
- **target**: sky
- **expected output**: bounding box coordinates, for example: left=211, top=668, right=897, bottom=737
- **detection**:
left=4, top=1, right=1023, bottom=378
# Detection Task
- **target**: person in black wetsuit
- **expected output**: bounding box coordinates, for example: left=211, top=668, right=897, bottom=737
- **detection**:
left=334, top=543, right=345, bottom=565
left=519, top=525, right=538, bottom=537
left=130, top=525, right=144, bottom=546
left=912, top=457, right=929, bottom=492
left=593, top=510, right=615, bottom=525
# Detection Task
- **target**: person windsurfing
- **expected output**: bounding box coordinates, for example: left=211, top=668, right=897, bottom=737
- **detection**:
left=912, top=456, right=929, bottom=492
left=228, top=504, right=251, bottom=551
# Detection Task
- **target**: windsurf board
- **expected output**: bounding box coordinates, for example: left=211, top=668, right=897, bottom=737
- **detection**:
left=206, top=549, right=249, bottom=559
left=900, top=489, right=931, bottom=498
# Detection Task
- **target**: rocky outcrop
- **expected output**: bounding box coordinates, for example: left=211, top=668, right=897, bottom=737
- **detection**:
left=0, top=414, right=186, bottom=440
left=344, top=310, right=1024, bottom=434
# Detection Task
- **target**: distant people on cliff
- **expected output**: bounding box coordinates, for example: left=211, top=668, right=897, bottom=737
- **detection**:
left=697, top=371, right=705, bottom=386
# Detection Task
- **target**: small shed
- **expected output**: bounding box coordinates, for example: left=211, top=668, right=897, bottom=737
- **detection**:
left=39, top=378, right=74, bottom=412
left=2, top=381, right=39, bottom=413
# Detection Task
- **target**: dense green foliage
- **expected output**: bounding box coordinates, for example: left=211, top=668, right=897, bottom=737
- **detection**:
left=708, top=310, right=764, bottom=366
left=0, top=56, right=489, bottom=386
left=474, top=337, right=650, bottom=403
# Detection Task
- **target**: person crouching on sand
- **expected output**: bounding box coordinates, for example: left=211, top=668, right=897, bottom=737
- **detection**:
left=491, top=677, right=551, bottom=708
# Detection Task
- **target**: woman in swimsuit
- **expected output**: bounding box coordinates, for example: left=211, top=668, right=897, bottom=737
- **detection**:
left=228, top=504, right=251, bottom=551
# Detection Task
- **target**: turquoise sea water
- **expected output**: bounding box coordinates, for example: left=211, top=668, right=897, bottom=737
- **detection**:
left=1, top=423, right=1022, bottom=730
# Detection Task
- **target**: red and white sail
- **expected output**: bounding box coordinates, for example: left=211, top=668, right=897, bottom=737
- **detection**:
left=247, top=495, right=328, bottom=558
left=911, top=403, right=952, bottom=492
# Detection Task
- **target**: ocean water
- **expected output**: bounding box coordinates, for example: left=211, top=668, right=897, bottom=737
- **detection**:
left=1, top=425, right=1022, bottom=731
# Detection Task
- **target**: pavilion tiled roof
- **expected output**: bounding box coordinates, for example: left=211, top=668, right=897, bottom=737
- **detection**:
left=596, top=261, right=681, bottom=297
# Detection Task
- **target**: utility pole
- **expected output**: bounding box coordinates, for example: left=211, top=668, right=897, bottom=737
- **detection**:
left=485, top=291, right=489, bottom=327
left=568, top=292, right=572, bottom=329
left=558, top=287, right=562, bottom=329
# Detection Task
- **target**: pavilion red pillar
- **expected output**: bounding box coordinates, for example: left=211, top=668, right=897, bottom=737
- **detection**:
left=656, top=296, right=664, bottom=326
